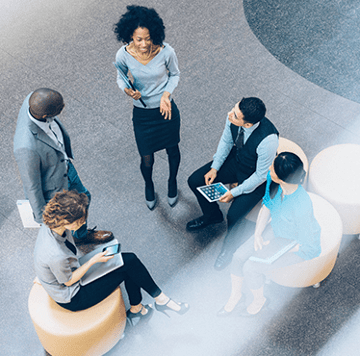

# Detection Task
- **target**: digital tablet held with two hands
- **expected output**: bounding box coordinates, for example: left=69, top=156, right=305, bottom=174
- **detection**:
left=196, top=183, right=229, bottom=202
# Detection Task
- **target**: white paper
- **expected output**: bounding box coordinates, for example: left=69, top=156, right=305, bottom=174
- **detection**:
left=16, top=200, right=41, bottom=228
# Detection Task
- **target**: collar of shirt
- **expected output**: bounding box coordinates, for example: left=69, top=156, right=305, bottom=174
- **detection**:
left=28, top=109, right=67, bottom=154
left=50, top=229, right=72, bottom=244
left=241, top=121, right=259, bottom=144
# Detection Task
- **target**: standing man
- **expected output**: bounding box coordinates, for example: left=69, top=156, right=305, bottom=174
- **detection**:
left=14, top=88, right=113, bottom=244
left=187, top=97, right=279, bottom=270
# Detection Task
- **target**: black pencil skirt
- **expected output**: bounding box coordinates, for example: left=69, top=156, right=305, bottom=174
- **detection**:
left=132, top=100, right=180, bottom=156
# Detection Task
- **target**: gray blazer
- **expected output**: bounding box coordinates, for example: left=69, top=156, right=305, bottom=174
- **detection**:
left=13, top=93, right=74, bottom=223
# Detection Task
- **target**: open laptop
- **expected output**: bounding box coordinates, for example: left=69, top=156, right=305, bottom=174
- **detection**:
left=79, top=239, right=124, bottom=286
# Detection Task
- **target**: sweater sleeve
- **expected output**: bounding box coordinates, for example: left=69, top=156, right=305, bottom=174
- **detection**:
left=115, top=48, right=129, bottom=92
left=163, top=46, right=180, bottom=94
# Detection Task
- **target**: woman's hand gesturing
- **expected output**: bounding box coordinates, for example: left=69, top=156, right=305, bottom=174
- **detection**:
left=160, top=92, right=172, bottom=120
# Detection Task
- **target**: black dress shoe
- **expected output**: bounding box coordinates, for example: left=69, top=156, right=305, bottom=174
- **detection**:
left=74, top=227, right=114, bottom=245
left=186, top=215, right=223, bottom=232
left=214, top=250, right=233, bottom=270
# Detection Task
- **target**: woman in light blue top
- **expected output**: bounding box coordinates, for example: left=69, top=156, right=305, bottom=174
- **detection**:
left=218, top=152, right=321, bottom=317
left=114, top=5, right=181, bottom=210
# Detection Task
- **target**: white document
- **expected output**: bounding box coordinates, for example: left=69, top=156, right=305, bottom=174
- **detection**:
left=16, top=200, right=41, bottom=228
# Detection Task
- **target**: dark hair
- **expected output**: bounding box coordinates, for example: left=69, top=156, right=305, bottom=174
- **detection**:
left=29, top=88, right=64, bottom=118
left=274, top=152, right=306, bottom=184
left=113, top=5, right=165, bottom=45
left=43, top=190, right=89, bottom=229
left=239, top=97, right=266, bottom=124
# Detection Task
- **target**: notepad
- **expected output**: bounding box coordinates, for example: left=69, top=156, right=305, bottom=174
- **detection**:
left=16, top=200, right=41, bottom=228
left=249, top=237, right=297, bottom=264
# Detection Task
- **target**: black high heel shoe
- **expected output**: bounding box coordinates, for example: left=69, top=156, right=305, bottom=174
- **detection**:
left=145, top=184, right=157, bottom=211
left=126, top=305, right=154, bottom=326
left=168, top=180, right=178, bottom=207
left=155, top=299, right=189, bottom=317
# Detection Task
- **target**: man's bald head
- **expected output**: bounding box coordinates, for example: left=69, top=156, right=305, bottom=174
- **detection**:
left=29, top=88, right=64, bottom=119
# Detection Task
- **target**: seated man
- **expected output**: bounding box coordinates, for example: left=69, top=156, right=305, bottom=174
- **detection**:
left=187, top=97, right=279, bottom=270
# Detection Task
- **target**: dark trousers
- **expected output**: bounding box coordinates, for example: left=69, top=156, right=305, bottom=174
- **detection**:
left=57, top=253, right=162, bottom=311
left=188, top=151, right=265, bottom=253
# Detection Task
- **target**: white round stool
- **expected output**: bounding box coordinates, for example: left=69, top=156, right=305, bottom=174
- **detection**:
left=308, top=144, right=360, bottom=235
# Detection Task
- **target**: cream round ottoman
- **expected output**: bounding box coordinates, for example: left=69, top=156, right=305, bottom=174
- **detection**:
left=308, top=144, right=360, bottom=235
left=246, top=137, right=309, bottom=222
left=28, top=279, right=126, bottom=356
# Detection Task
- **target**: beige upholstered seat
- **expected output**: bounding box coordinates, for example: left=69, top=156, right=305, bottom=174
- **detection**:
left=308, top=143, right=360, bottom=235
left=246, top=137, right=309, bottom=222
left=28, top=279, right=126, bottom=356
left=267, top=193, right=343, bottom=288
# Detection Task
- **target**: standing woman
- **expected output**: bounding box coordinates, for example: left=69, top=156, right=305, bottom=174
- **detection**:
left=114, top=5, right=181, bottom=210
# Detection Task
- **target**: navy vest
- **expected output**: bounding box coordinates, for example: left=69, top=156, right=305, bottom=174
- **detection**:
left=230, top=117, right=279, bottom=178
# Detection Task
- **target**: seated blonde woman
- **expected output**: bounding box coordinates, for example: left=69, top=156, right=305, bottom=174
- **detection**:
left=218, top=152, right=321, bottom=317
left=34, top=190, right=189, bottom=326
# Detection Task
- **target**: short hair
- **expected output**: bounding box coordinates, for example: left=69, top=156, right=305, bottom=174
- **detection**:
left=43, top=190, right=89, bottom=229
left=113, top=5, right=165, bottom=45
left=274, top=152, right=306, bottom=184
left=239, top=97, right=266, bottom=124
left=29, top=88, right=64, bottom=117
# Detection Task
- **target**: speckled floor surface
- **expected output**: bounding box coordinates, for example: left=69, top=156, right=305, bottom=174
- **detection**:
left=1, top=1, right=360, bottom=355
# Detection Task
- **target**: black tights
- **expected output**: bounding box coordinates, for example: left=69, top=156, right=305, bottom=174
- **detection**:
left=140, top=145, right=181, bottom=200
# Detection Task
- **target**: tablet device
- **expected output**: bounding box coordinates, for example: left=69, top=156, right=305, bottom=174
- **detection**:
left=249, top=238, right=297, bottom=264
left=79, top=239, right=124, bottom=286
left=196, top=182, right=229, bottom=202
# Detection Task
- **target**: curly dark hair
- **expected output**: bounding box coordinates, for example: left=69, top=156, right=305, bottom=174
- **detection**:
left=43, top=190, right=89, bottom=229
left=113, top=5, right=165, bottom=45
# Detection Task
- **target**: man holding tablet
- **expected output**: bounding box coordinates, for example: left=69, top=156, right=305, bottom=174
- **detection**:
left=187, top=97, right=279, bottom=270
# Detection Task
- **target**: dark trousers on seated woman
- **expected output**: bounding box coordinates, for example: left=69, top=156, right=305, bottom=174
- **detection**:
left=57, top=253, right=162, bottom=311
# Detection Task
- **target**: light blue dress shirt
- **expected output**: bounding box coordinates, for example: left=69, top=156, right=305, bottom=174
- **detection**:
left=115, top=42, right=180, bottom=108
left=211, top=116, right=279, bottom=197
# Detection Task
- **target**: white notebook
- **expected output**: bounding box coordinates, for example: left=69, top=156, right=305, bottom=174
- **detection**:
left=16, top=200, right=41, bottom=228
left=249, top=237, right=297, bottom=264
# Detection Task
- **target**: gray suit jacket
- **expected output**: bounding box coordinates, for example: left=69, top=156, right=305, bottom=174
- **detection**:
left=13, top=93, right=74, bottom=223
